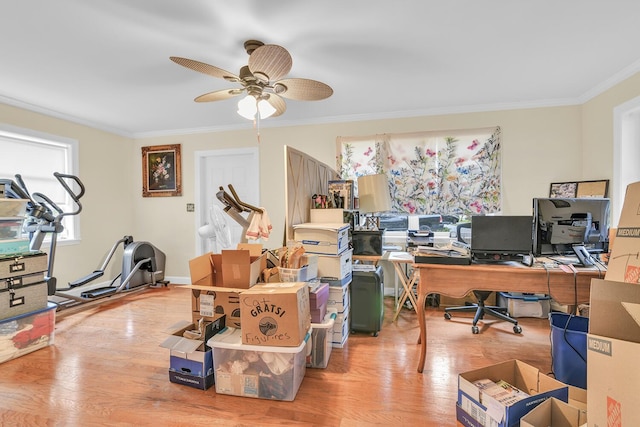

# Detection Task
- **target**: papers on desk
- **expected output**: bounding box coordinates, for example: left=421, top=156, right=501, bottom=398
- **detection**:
left=414, top=246, right=472, bottom=265
left=352, top=264, right=377, bottom=272
left=386, top=252, right=414, bottom=261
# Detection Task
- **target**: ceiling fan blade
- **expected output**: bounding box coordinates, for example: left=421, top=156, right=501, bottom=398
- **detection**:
left=194, top=89, right=243, bottom=103
left=266, top=94, right=287, bottom=117
left=248, top=44, right=292, bottom=83
left=272, top=78, right=333, bottom=101
left=170, top=56, right=240, bottom=82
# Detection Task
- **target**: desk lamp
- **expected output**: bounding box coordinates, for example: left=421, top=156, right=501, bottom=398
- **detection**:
left=357, top=174, right=392, bottom=230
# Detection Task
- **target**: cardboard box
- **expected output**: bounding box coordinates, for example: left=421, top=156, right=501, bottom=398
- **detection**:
left=239, top=282, right=311, bottom=347
left=457, top=359, right=569, bottom=427
left=221, top=244, right=266, bottom=288
left=310, top=208, right=347, bottom=223
left=520, top=397, right=587, bottom=427
left=587, top=278, right=640, bottom=427
left=159, top=315, right=226, bottom=390
left=606, top=181, right=640, bottom=282
left=308, top=282, right=329, bottom=309
left=188, top=252, right=222, bottom=287
left=316, top=249, right=353, bottom=280
left=293, top=223, right=350, bottom=255
left=188, top=285, right=243, bottom=329
left=208, top=327, right=309, bottom=401
left=189, top=244, right=265, bottom=289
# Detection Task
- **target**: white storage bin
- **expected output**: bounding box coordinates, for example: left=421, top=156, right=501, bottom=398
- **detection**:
left=207, top=327, right=310, bottom=401
left=497, top=292, right=551, bottom=318
left=316, top=249, right=352, bottom=280
left=293, top=223, right=350, bottom=255
left=307, top=312, right=336, bottom=368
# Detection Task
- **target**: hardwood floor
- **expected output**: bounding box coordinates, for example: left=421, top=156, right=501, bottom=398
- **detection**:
left=0, top=285, right=556, bottom=426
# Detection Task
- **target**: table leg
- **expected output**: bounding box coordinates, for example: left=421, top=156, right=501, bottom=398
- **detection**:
left=416, top=281, right=427, bottom=373
left=392, top=262, right=419, bottom=322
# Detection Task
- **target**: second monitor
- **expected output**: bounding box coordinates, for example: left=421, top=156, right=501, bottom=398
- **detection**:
left=470, top=215, right=533, bottom=262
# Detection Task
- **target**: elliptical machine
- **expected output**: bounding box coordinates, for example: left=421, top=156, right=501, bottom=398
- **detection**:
left=1, top=172, right=167, bottom=308
left=59, top=235, right=167, bottom=300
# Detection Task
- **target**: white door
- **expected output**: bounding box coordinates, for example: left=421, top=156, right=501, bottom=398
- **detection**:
left=195, top=148, right=260, bottom=255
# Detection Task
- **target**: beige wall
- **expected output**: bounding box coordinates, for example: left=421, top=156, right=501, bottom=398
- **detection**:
left=1, top=103, right=134, bottom=287
left=3, top=71, right=640, bottom=284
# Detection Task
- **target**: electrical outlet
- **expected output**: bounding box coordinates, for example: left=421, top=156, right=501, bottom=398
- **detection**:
left=186, top=203, right=194, bottom=212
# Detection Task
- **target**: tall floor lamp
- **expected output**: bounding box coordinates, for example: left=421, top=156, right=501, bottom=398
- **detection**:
left=357, top=174, right=392, bottom=230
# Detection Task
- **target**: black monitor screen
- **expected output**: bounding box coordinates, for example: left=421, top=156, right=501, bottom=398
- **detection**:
left=471, top=215, right=533, bottom=260
left=532, top=197, right=610, bottom=256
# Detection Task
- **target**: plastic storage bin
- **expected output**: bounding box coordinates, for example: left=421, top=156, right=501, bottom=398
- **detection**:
left=0, top=302, right=56, bottom=364
left=307, top=312, right=336, bottom=368
left=550, top=313, right=588, bottom=389
left=207, top=327, right=310, bottom=401
left=497, top=292, right=551, bottom=318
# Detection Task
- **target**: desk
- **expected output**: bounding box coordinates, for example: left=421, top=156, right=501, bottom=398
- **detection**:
left=414, top=262, right=604, bottom=373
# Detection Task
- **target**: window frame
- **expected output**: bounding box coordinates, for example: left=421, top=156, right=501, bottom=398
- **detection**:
left=0, top=123, right=81, bottom=245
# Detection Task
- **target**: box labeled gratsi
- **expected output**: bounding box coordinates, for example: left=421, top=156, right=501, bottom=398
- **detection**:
left=239, top=282, right=311, bottom=347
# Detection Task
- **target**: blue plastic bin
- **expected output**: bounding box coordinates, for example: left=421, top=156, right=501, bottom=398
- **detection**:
left=549, top=312, right=589, bottom=389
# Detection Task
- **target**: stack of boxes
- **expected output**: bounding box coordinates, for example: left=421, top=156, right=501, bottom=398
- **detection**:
left=182, top=243, right=316, bottom=401
left=292, top=222, right=352, bottom=348
left=0, top=199, right=56, bottom=364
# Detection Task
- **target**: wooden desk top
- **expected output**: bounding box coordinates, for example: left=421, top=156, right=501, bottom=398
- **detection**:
left=414, top=261, right=605, bottom=305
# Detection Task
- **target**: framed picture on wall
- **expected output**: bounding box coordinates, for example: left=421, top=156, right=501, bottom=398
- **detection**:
left=142, top=144, right=182, bottom=197
left=576, top=179, right=609, bottom=198
left=549, top=179, right=609, bottom=199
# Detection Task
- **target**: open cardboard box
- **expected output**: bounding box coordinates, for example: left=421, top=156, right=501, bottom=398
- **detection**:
left=457, top=359, right=568, bottom=427
left=159, top=314, right=226, bottom=390
left=188, top=244, right=265, bottom=289
left=587, top=278, right=640, bottom=427
left=520, top=386, right=587, bottom=427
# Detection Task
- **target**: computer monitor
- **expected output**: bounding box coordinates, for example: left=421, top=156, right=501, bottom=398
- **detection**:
left=532, top=197, right=610, bottom=256
left=470, top=215, right=534, bottom=261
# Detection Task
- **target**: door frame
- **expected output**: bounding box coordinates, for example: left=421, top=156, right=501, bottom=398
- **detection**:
left=194, top=147, right=259, bottom=255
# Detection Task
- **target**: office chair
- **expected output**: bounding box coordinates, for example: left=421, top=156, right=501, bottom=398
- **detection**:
left=443, top=222, right=522, bottom=334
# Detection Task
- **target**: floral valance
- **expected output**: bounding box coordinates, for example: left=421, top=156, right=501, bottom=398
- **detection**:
left=337, top=126, right=502, bottom=216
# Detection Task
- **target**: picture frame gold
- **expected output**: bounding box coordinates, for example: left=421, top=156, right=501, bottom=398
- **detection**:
left=549, top=179, right=608, bottom=199
left=142, top=144, right=182, bottom=197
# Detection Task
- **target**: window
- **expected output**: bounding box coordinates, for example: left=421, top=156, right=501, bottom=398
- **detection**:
left=0, top=124, right=80, bottom=243
left=338, top=127, right=502, bottom=232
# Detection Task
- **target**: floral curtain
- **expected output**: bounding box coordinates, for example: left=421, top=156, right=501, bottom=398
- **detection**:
left=337, top=126, right=501, bottom=217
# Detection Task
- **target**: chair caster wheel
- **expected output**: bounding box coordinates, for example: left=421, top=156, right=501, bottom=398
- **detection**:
left=472, top=326, right=479, bottom=334
left=444, top=312, right=452, bottom=320
left=513, top=325, right=522, bottom=334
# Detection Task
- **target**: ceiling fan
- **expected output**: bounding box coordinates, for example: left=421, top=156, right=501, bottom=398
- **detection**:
left=170, top=40, right=333, bottom=120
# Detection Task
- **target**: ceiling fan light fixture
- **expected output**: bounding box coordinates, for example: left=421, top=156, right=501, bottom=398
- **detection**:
left=237, top=95, right=277, bottom=120
left=237, top=95, right=258, bottom=120
left=257, top=98, right=276, bottom=119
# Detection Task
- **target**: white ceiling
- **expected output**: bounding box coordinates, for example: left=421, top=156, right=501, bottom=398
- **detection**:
left=2, top=1, right=640, bottom=138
